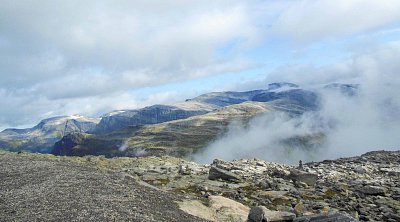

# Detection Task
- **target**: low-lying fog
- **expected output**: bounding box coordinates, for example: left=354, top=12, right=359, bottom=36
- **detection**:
left=195, top=43, right=400, bottom=164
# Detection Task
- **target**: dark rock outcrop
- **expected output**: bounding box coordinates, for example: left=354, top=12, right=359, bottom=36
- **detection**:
left=356, top=185, right=386, bottom=196
left=52, top=133, right=87, bottom=156
left=208, top=166, right=241, bottom=182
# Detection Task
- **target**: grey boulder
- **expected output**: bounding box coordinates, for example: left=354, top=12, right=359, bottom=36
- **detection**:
left=293, top=212, right=358, bottom=222
left=208, top=166, right=241, bottom=182
left=247, top=206, right=296, bottom=222
left=289, top=169, right=318, bottom=186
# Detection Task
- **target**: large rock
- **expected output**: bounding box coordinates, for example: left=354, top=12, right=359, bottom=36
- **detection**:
left=353, top=166, right=367, bottom=174
left=177, top=200, right=217, bottom=221
left=178, top=196, right=250, bottom=222
left=247, top=206, right=296, bottom=222
left=208, top=166, right=241, bottom=182
left=383, top=212, right=400, bottom=221
left=356, top=185, right=385, bottom=195
left=293, top=212, right=358, bottom=222
left=209, top=195, right=250, bottom=222
left=289, top=169, right=318, bottom=186
left=379, top=167, right=400, bottom=176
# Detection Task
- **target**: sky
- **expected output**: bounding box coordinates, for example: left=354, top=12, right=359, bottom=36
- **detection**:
left=1, top=0, right=400, bottom=130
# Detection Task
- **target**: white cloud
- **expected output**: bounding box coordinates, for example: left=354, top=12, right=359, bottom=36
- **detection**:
left=273, top=0, right=400, bottom=43
left=259, top=41, right=400, bottom=87
left=0, top=1, right=261, bottom=91
left=1, top=0, right=400, bottom=129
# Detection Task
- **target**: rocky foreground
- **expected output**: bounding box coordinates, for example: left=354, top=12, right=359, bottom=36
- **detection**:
left=1, top=150, right=399, bottom=221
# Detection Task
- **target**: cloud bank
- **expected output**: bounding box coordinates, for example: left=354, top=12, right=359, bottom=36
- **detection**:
left=195, top=42, right=400, bottom=164
left=1, top=0, right=400, bottom=129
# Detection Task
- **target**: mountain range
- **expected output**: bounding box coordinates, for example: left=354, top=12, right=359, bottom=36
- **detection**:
left=0, top=115, right=99, bottom=153
left=0, top=82, right=358, bottom=159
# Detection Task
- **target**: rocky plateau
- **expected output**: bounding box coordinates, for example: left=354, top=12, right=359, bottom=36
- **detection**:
left=1, top=150, right=398, bottom=221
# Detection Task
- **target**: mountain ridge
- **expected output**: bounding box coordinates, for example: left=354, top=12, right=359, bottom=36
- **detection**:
left=0, top=82, right=353, bottom=156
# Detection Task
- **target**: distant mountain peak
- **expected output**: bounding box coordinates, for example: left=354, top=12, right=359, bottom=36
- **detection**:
left=324, top=83, right=359, bottom=89
left=323, top=83, right=359, bottom=96
left=267, top=82, right=299, bottom=91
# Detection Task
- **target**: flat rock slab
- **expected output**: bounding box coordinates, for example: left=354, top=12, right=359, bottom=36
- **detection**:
left=178, top=200, right=217, bottom=221
left=209, top=195, right=250, bottom=222
left=178, top=196, right=250, bottom=222
left=0, top=154, right=208, bottom=222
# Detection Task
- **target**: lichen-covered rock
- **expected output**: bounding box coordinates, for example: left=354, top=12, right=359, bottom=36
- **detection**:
left=294, top=202, right=305, bottom=216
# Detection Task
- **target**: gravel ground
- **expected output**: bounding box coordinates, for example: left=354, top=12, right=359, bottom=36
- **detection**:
left=0, top=153, right=208, bottom=222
